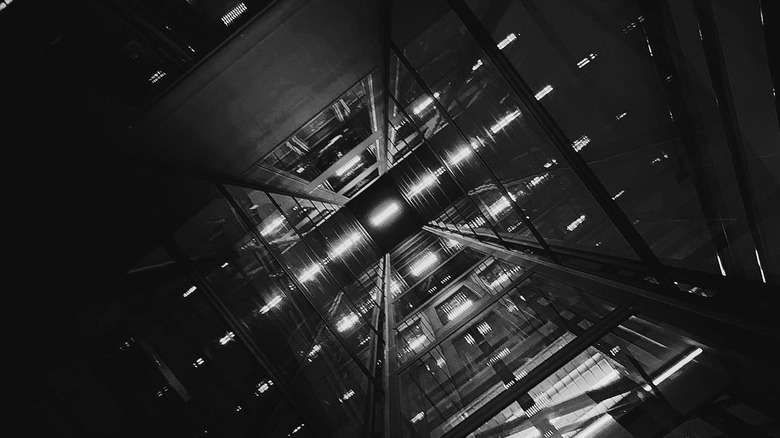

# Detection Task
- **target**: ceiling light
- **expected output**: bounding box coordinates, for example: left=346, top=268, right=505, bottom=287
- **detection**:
left=489, top=110, right=521, bottom=134
left=410, top=252, right=439, bottom=276
left=369, top=202, right=401, bottom=227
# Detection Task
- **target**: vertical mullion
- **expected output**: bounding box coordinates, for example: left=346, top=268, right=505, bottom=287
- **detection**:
left=391, top=44, right=561, bottom=264
left=445, top=0, right=679, bottom=293
left=217, top=184, right=375, bottom=380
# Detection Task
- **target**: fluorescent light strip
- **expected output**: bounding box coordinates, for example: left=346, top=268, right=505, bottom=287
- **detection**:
left=413, top=92, right=440, bottom=115
left=755, top=250, right=767, bottom=283
left=566, top=214, right=587, bottom=232
left=447, top=299, right=473, bottom=321
left=261, top=216, right=285, bottom=236
left=370, top=202, right=401, bottom=227
left=336, top=313, right=360, bottom=332
left=407, top=167, right=446, bottom=197
left=335, top=155, right=361, bottom=176
left=260, top=295, right=283, bottom=314
left=183, top=286, right=197, bottom=297
left=298, top=264, right=322, bottom=283
left=535, top=85, right=554, bottom=100
left=221, top=2, right=247, bottom=26
left=448, top=147, right=473, bottom=165
left=410, top=252, right=439, bottom=276
left=490, top=110, right=521, bottom=134
left=642, top=348, right=703, bottom=391
left=497, top=33, right=517, bottom=49
left=328, top=232, right=361, bottom=258
left=572, top=134, right=591, bottom=152
left=407, top=336, right=428, bottom=351
left=612, top=190, right=625, bottom=200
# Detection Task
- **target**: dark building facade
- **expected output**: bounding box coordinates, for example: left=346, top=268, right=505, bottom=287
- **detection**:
left=2, top=0, right=779, bottom=437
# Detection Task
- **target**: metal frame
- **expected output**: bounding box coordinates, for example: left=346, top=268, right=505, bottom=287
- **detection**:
left=446, top=0, right=679, bottom=292
left=161, top=234, right=328, bottom=437
left=440, top=303, right=636, bottom=438
left=390, top=44, right=560, bottom=264
left=217, top=184, right=376, bottom=380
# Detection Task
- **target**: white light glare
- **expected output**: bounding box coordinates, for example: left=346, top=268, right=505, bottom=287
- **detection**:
left=755, top=250, right=767, bottom=283
left=337, top=313, right=360, bottom=332
left=497, top=33, right=517, bottom=49
left=370, top=202, right=401, bottom=227
left=490, top=110, right=521, bottom=134
left=642, top=348, right=703, bottom=391
left=612, top=190, right=626, bottom=200
left=288, top=423, right=304, bottom=436
left=471, top=59, right=483, bottom=71
left=566, top=214, right=587, bottom=232
left=335, top=155, right=361, bottom=176
left=261, top=216, right=285, bottom=236
left=407, top=336, right=428, bottom=351
left=340, top=389, right=355, bottom=402
left=535, top=85, right=554, bottom=100
left=572, top=135, right=591, bottom=152
left=298, top=264, right=322, bottom=283
left=221, top=262, right=229, bottom=268
left=410, top=252, right=439, bottom=277
left=260, top=295, right=283, bottom=314
left=488, top=195, right=514, bottom=217
left=149, top=70, right=166, bottom=84
left=716, top=253, right=727, bottom=276
left=448, top=147, right=473, bottom=166
left=257, top=380, right=273, bottom=394
left=183, top=286, right=197, bottom=298
left=410, top=412, right=425, bottom=423
left=221, top=2, right=247, bottom=26
left=408, top=167, right=446, bottom=197
left=447, top=299, right=474, bottom=321
left=489, top=272, right=511, bottom=289
left=577, top=53, right=598, bottom=68
left=328, top=232, right=361, bottom=258
left=219, top=332, right=235, bottom=345
left=413, top=92, right=441, bottom=115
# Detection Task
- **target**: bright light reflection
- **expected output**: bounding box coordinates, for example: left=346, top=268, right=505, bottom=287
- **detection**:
left=755, top=250, right=767, bottom=283
left=642, top=348, right=703, bottom=391
left=413, top=92, right=440, bottom=115
left=260, top=295, right=283, bottom=314
left=410, top=252, right=439, bottom=276
left=261, top=216, right=285, bottom=236
left=219, top=332, right=235, bottom=345
left=328, top=232, right=361, bottom=258
left=336, top=313, right=360, bottom=332
left=298, top=264, right=322, bottom=283
left=408, top=167, right=445, bottom=197
left=716, top=253, right=727, bottom=276
left=447, top=300, right=473, bottom=321
left=612, top=190, right=625, bottom=200
left=335, top=155, right=361, bottom=176
left=535, top=85, right=554, bottom=100
left=497, top=33, right=517, bottom=49
left=370, top=202, right=401, bottom=227
left=488, top=272, right=511, bottom=289
left=572, top=135, right=591, bottom=152
left=407, top=336, right=427, bottom=351
left=448, top=147, right=473, bottom=165
left=566, top=214, right=587, bottom=232
left=183, top=286, right=197, bottom=297
left=490, top=110, right=521, bottom=134
left=340, top=389, right=355, bottom=402
left=410, top=412, right=425, bottom=423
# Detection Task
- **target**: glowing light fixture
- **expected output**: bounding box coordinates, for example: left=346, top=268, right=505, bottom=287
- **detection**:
left=572, top=134, right=591, bottom=152
left=448, top=147, right=473, bottom=166
left=490, top=110, right=521, bottom=134
left=410, top=412, right=425, bottom=423
left=336, top=313, right=360, bottom=332
left=755, top=250, right=767, bottom=283
left=642, top=348, right=703, bottom=391
left=566, top=214, right=587, bottom=232
left=369, top=202, right=401, bottom=227
left=407, top=167, right=446, bottom=197
left=413, top=92, right=441, bottom=115
left=409, top=252, right=439, bottom=277
left=298, top=264, right=322, bottom=283
left=183, top=286, right=197, bottom=298
left=447, top=299, right=474, bottom=321
left=535, top=85, right=554, bottom=100
left=612, top=190, right=625, bottom=200
left=328, top=232, right=361, bottom=258
left=149, top=70, right=166, bottom=84
left=340, top=389, right=355, bottom=402
left=335, top=155, right=361, bottom=176
left=497, top=33, right=518, bottom=49
left=259, top=295, right=283, bottom=314
left=221, top=2, right=247, bottom=26
left=219, top=331, right=235, bottom=345
left=261, top=216, right=285, bottom=236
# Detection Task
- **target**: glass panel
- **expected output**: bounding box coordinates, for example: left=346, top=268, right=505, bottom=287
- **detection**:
left=392, top=7, right=639, bottom=262
left=471, top=314, right=778, bottom=438
left=466, top=0, right=779, bottom=281
left=398, top=273, right=616, bottom=437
